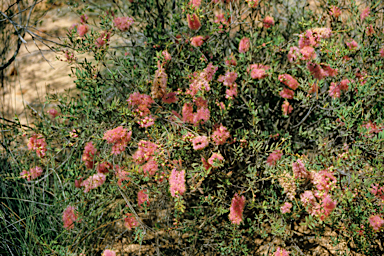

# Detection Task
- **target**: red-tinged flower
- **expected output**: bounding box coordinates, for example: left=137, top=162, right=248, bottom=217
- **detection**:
left=80, top=14, right=88, bottom=24
left=369, top=215, right=384, bottom=231
left=287, top=46, right=300, bottom=63
left=224, top=55, right=237, bottom=66
left=47, top=109, right=59, bottom=118
left=371, top=184, right=384, bottom=200
left=229, top=193, right=246, bottom=225
left=218, top=71, right=238, bottom=86
left=245, top=0, right=258, bottom=8
left=361, top=7, right=370, bottom=21
left=212, top=124, right=230, bottom=145
left=312, top=170, right=336, bottom=193
left=292, top=159, right=307, bottom=179
left=80, top=173, right=106, bottom=193
left=77, top=24, right=88, bottom=36
left=248, top=64, right=270, bottom=79
left=208, top=152, right=224, bottom=167
left=329, top=82, right=341, bottom=99
left=201, top=62, right=218, bottom=82
left=329, top=6, right=341, bottom=18
left=138, top=189, right=150, bottom=208
left=366, top=25, right=375, bottom=36
left=266, top=150, right=282, bottom=166
left=103, top=126, right=132, bottom=155
left=141, top=159, right=158, bottom=176
left=95, top=31, right=111, bottom=48
left=194, top=97, right=208, bottom=108
left=300, top=190, right=319, bottom=216
left=225, top=85, right=238, bottom=99
left=132, top=140, right=158, bottom=164
left=127, top=92, right=154, bottom=116
left=74, top=177, right=83, bottom=188
left=193, top=107, right=210, bottom=125
left=281, top=202, right=292, bottom=214
left=63, top=205, right=80, bottom=230
left=279, top=88, right=294, bottom=99
left=321, top=194, right=337, bottom=220
left=190, top=36, right=204, bottom=47
left=187, top=14, right=201, bottom=31
left=308, top=83, right=318, bottom=94
left=169, top=169, right=186, bottom=197
left=162, top=92, right=178, bottom=104
left=28, top=134, right=47, bottom=158
left=202, top=157, right=211, bottom=170
left=189, top=0, right=201, bottom=8
left=113, top=16, right=134, bottom=31
left=124, top=213, right=139, bottom=230
left=102, top=249, right=116, bottom=256
left=346, top=40, right=358, bottom=50
left=300, top=46, right=316, bottom=60
left=339, top=79, right=351, bottom=91
left=263, top=16, right=274, bottom=28
left=182, top=103, right=194, bottom=123
left=275, top=247, right=290, bottom=256
left=307, top=62, right=337, bottom=80
left=239, top=37, right=250, bottom=53
left=192, top=136, right=209, bottom=150
left=279, top=74, right=299, bottom=90
left=162, top=50, right=171, bottom=61
left=138, top=115, right=155, bottom=128
left=97, top=162, right=112, bottom=174
left=115, top=165, right=130, bottom=186
left=282, top=101, right=293, bottom=116
left=82, top=141, right=97, bottom=169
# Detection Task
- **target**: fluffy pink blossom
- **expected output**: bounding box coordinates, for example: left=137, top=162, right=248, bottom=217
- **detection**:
left=263, top=16, right=274, bottom=28
left=245, top=0, right=258, bottom=8
left=127, top=92, right=154, bottom=116
left=95, top=31, right=111, bottom=48
left=192, top=136, right=209, bottom=150
left=307, top=62, right=337, bottom=80
left=201, top=63, right=218, bottom=82
left=267, top=150, right=282, bottom=166
left=346, top=40, right=359, bottom=50
left=339, top=79, right=351, bottom=91
left=80, top=14, right=88, bottom=24
left=133, top=140, right=158, bottom=164
left=82, top=142, right=97, bottom=169
left=115, top=165, right=130, bottom=186
left=379, top=48, right=384, bottom=57
left=188, top=73, right=210, bottom=97
left=329, top=82, right=341, bottom=99
left=194, top=97, right=208, bottom=108
left=361, top=7, right=370, bottom=21
left=47, top=109, right=59, bottom=118
left=169, top=169, right=186, bottom=197
left=80, top=173, right=106, bottom=193
left=370, top=184, right=384, bottom=200
left=300, top=190, right=319, bottom=216
left=248, top=64, right=270, bottom=79
left=138, top=189, right=150, bottom=208
left=239, top=37, right=250, bottom=53
left=97, top=162, right=112, bottom=174
left=20, top=166, right=43, bottom=181
left=187, top=13, right=201, bottom=30
left=292, top=159, right=307, bottom=179
left=189, top=0, right=201, bottom=8
left=138, top=115, right=155, bottom=128
left=279, top=74, right=299, bottom=90
left=162, top=92, right=178, bottom=104
left=329, top=6, right=341, bottom=18
left=229, top=194, right=246, bottom=225
left=288, top=46, right=300, bottom=63
left=124, top=213, right=139, bottom=230
left=298, top=28, right=331, bottom=49
left=218, top=71, right=238, bottom=86
left=208, top=152, right=224, bottom=167
left=224, top=55, right=237, bottom=66
left=77, top=24, right=88, bottom=36
left=182, top=103, right=194, bottom=123
left=312, top=170, right=336, bottom=193
left=214, top=13, right=230, bottom=32
left=279, top=88, right=294, bottom=99
left=103, top=126, right=132, bottom=155
left=282, top=101, right=293, bottom=116
left=190, top=36, right=204, bottom=47
left=28, top=134, right=47, bottom=157
left=141, top=159, right=158, bottom=176
left=102, top=249, right=116, bottom=256
left=113, top=16, right=134, bottom=31
left=320, top=194, right=337, bottom=220
left=275, top=247, right=290, bottom=256
left=212, top=124, right=230, bottom=145
left=369, top=215, right=384, bottom=231
left=162, top=50, right=171, bottom=61
left=300, top=46, right=316, bottom=60
left=63, top=205, right=80, bottom=230
left=225, top=85, right=238, bottom=99
left=281, top=202, right=292, bottom=214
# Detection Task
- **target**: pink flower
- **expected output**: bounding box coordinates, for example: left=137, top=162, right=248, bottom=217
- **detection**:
left=102, top=249, right=116, bottom=256
left=307, top=62, right=337, bottom=80
left=187, top=14, right=201, bottom=30
left=189, top=0, right=201, bottom=8
left=138, top=115, right=155, bottom=128
left=245, top=0, right=258, bottom=8
left=361, top=7, right=370, bottom=21
left=162, top=92, right=178, bottom=104
left=138, top=189, right=150, bottom=208
left=329, top=6, right=341, bottom=18
left=77, top=24, right=88, bottom=36
left=248, top=64, right=270, bottom=79
left=229, top=194, right=246, bottom=224
left=263, top=16, right=274, bottom=28
left=194, top=97, right=208, bottom=108
left=182, top=103, right=194, bottom=123
left=218, top=71, right=238, bottom=86
left=212, top=124, right=230, bottom=145
left=192, top=136, right=209, bottom=150
left=300, top=190, right=319, bottom=216
left=28, top=134, right=47, bottom=158
left=124, top=213, right=139, bottom=230
left=208, top=152, right=224, bottom=167
left=162, top=50, right=172, bottom=61
left=201, top=63, right=218, bottom=82
left=292, top=159, right=307, bottom=179
left=287, top=46, right=300, bottom=63
left=95, top=31, right=111, bottom=48
left=20, top=166, right=43, bottom=181
left=279, top=88, right=294, bottom=99
left=329, top=82, right=341, bottom=99
left=239, top=37, right=250, bottom=53
left=366, top=25, right=375, bottom=36
left=193, top=107, right=210, bottom=125
left=141, top=159, right=158, bottom=176
left=97, top=162, right=112, bottom=174
left=371, top=184, right=384, bottom=200
left=224, top=55, right=237, bottom=66
left=82, top=142, right=97, bottom=169
left=320, top=195, right=337, bottom=220
left=127, top=92, right=154, bottom=116
left=115, top=165, right=130, bottom=186
left=369, top=215, right=384, bottom=231
left=267, top=150, right=282, bottom=166
left=132, top=140, right=158, bottom=164
left=282, top=101, right=293, bottom=116
left=281, top=202, right=292, bottom=214
left=346, top=40, right=358, bottom=50
left=312, top=170, right=336, bottom=193
left=169, top=169, right=186, bottom=197
left=80, top=14, right=88, bottom=24
left=113, top=16, right=134, bottom=31
left=275, top=247, right=290, bottom=256
left=278, top=74, right=299, bottom=90
left=47, top=109, right=59, bottom=118
left=226, top=86, right=236, bottom=99
left=80, top=173, right=106, bottom=193
left=63, top=205, right=80, bottom=230
left=190, top=36, right=204, bottom=47
left=379, top=48, right=384, bottom=57
left=103, top=126, right=132, bottom=155
left=300, top=46, right=316, bottom=60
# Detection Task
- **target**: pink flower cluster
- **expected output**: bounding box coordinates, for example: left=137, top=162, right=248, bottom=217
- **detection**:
left=229, top=194, right=246, bottom=224
left=20, top=166, right=43, bottom=181
left=361, top=121, right=384, bottom=136
left=292, top=159, right=308, bottom=179
left=80, top=173, right=106, bottom=193
left=329, top=6, right=342, bottom=18
left=113, top=16, right=134, bottom=31
left=282, top=101, right=293, bottom=115
left=95, top=31, right=111, bottom=48
left=102, top=249, right=116, bottom=256
left=63, top=205, right=80, bottom=230
left=192, top=136, right=209, bottom=150
left=77, top=24, right=88, bottom=37
left=28, top=134, right=47, bottom=157
left=162, top=92, right=178, bottom=104
left=138, top=189, right=150, bottom=208
left=371, top=184, right=384, bottom=201
left=298, top=28, right=332, bottom=49
left=103, top=126, right=132, bottom=155
left=133, top=140, right=159, bottom=176
left=278, top=172, right=297, bottom=200
left=212, top=124, right=230, bottom=145
left=208, top=152, right=224, bottom=167
left=275, top=247, right=289, bottom=256
left=47, top=108, right=60, bottom=118
left=190, top=36, right=205, bottom=47
left=360, top=7, right=370, bottom=21
left=124, top=213, right=139, bottom=230
left=346, top=40, right=359, bottom=50
left=248, top=64, right=270, bottom=79
left=182, top=102, right=210, bottom=126
left=239, top=37, right=250, bottom=53
left=369, top=215, right=384, bottom=231
left=214, top=13, right=230, bottom=33
left=189, top=0, right=201, bottom=8
left=115, top=165, right=130, bottom=186
left=266, top=150, right=282, bottom=166
left=82, top=141, right=97, bottom=169
left=329, top=79, right=351, bottom=99
left=169, top=169, right=186, bottom=197
left=312, top=169, right=336, bottom=193
left=218, top=71, right=238, bottom=99
left=307, top=62, right=337, bottom=80
left=245, top=0, right=258, bottom=8
left=287, top=46, right=300, bottom=63
left=263, top=16, right=274, bottom=28
left=127, top=92, right=154, bottom=117
left=224, top=54, right=237, bottom=66
left=187, top=13, right=201, bottom=31
left=279, top=74, right=299, bottom=90
left=281, top=202, right=292, bottom=214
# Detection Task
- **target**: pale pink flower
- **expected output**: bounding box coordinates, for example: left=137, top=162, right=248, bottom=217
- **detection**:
left=162, top=50, right=172, bottom=61
left=287, top=46, right=300, bottom=63
left=113, top=16, right=134, bottom=31
left=267, top=150, right=282, bottom=166
left=115, top=165, right=130, bottom=186
left=300, top=46, right=316, bottom=60
left=192, top=136, right=209, bottom=150
left=77, top=24, right=88, bottom=36
left=218, top=71, right=238, bottom=86
left=371, top=183, right=384, bottom=200
left=212, top=124, right=230, bottom=145
left=229, top=194, right=246, bottom=224
left=82, top=142, right=97, bottom=169
left=190, top=36, right=204, bottom=47
left=189, top=0, right=201, bottom=8
left=275, top=247, right=290, bottom=256
left=28, top=134, right=47, bottom=158
left=279, top=88, right=294, bottom=99
left=300, top=190, right=319, bottom=216
left=193, top=107, right=210, bottom=125
left=379, top=48, right=384, bottom=57
left=80, top=14, right=88, bottom=24
left=369, top=215, right=384, bottom=231
left=208, top=152, right=224, bottom=167
left=239, top=37, right=250, bottom=53
left=329, top=82, right=341, bottom=99
left=138, top=189, right=150, bottom=208
left=162, top=92, right=178, bottom=104
left=282, top=101, right=293, bottom=116
left=292, top=159, right=307, bottom=179
left=346, top=40, right=358, bottom=50
left=102, top=249, right=116, bottom=256
left=103, top=126, right=132, bottom=155
left=169, top=169, right=186, bottom=197
left=201, top=63, right=218, bottom=82
left=20, top=166, right=43, bottom=181
left=329, top=6, right=341, bottom=18
left=263, top=16, right=274, bottom=28
left=47, top=109, right=59, bottom=118
left=182, top=103, right=194, bottom=123
left=138, top=115, right=155, bottom=128
left=124, top=213, right=139, bottom=230
left=281, top=202, right=292, bottom=214
left=141, top=159, right=158, bottom=176
left=361, top=7, right=370, bottom=21
left=320, top=194, right=337, bottom=220
left=63, top=205, right=80, bottom=230
left=278, top=74, right=299, bottom=90
left=245, top=0, right=258, bottom=8
left=187, top=14, right=201, bottom=31
left=95, top=31, right=111, bottom=48
left=312, top=170, right=336, bottom=193
left=80, top=173, right=106, bottom=193
left=248, top=64, right=270, bottom=79
left=132, top=140, right=158, bottom=164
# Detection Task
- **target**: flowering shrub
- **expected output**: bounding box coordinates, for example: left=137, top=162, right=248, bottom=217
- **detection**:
left=3, top=0, right=384, bottom=255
